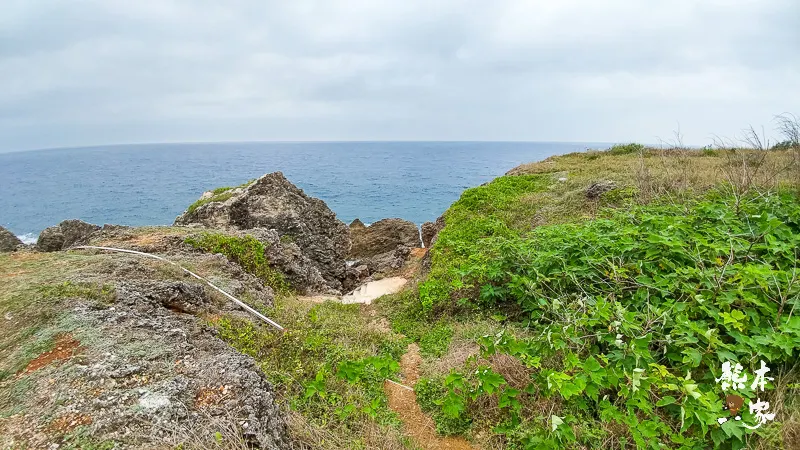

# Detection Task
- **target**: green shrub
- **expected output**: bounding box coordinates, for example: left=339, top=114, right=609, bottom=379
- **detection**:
left=771, top=140, right=798, bottom=151
left=184, top=233, right=291, bottom=296
left=416, top=376, right=472, bottom=436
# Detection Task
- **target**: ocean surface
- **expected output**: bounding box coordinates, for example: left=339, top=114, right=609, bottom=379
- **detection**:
left=0, top=141, right=607, bottom=242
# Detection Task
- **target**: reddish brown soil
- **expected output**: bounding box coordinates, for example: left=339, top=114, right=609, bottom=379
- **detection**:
left=385, top=343, right=474, bottom=450
left=21, top=334, right=81, bottom=374
left=48, top=413, right=92, bottom=434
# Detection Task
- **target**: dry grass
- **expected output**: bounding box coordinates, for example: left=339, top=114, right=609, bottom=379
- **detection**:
left=507, top=147, right=800, bottom=227
left=424, top=341, right=479, bottom=378
left=287, top=411, right=410, bottom=450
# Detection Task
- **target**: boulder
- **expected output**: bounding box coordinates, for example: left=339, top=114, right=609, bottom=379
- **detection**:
left=349, top=218, right=421, bottom=259
left=176, top=173, right=351, bottom=292
left=0, top=226, right=22, bottom=252
left=421, top=216, right=446, bottom=248
left=360, top=245, right=411, bottom=276
left=37, top=219, right=100, bottom=252
left=586, top=180, right=617, bottom=199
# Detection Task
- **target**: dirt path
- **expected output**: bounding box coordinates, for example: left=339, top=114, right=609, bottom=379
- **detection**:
left=384, top=343, right=474, bottom=450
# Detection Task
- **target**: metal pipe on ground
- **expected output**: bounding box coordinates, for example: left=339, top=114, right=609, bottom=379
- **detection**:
left=71, top=245, right=285, bottom=332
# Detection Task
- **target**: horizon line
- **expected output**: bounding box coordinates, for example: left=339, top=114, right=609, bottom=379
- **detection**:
left=1, top=139, right=619, bottom=155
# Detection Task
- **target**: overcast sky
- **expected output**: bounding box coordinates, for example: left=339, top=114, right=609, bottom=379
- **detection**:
left=1, top=0, right=798, bottom=152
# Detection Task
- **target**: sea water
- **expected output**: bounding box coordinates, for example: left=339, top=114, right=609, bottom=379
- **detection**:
left=0, top=141, right=606, bottom=241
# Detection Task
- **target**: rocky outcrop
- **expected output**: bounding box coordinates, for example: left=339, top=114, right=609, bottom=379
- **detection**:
left=37, top=219, right=100, bottom=252
left=586, top=180, right=617, bottom=199
left=237, top=228, right=332, bottom=295
left=0, top=226, right=22, bottom=252
left=421, top=216, right=445, bottom=248
left=343, top=263, right=370, bottom=293
left=71, top=279, right=287, bottom=449
left=116, top=281, right=211, bottom=315
left=358, top=245, right=411, bottom=277
left=175, top=173, right=351, bottom=292
left=349, top=218, right=421, bottom=259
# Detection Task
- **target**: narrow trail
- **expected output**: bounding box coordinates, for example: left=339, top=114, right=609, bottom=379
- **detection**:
left=300, top=248, right=475, bottom=448
left=384, top=343, right=475, bottom=450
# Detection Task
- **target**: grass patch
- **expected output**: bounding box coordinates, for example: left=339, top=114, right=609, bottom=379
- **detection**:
left=419, top=175, right=549, bottom=310
left=185, top=192, right=235, bottom=215
left=184, top=233, right=291, bottom=296
left=0, top=377, right=33, bottom=418
left=210, top=296, right=408, bottom=448
left=185, top=179, right=256, bottom=215
left=38, top=281, right=115, bottom=304
left=61, top=426, right=116, bottom=450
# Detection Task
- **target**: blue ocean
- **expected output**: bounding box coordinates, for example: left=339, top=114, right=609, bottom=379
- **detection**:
left=0, top=142, right=605, bottom=242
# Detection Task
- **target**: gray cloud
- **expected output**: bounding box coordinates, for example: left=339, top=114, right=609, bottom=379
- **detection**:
left=1, top=0, right=798, bottom=151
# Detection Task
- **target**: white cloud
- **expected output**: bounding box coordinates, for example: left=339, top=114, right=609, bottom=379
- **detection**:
left=0, top=0, right=798, bottom=151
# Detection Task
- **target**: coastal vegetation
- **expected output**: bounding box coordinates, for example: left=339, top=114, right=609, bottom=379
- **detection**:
left=386, top=143, right=800, bottom=448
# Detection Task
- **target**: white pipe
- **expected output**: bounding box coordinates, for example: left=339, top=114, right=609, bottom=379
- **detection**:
left=71, top=245, right=284, bottom=332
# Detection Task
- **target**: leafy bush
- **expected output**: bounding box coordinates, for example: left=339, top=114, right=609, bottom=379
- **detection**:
left=416, top=376, right=472, bottom=435
left=771, top=140, right=798, bottom=151
left=184, top=233, right=291, bottom=296
left=421, top=191, right=800, bottom=448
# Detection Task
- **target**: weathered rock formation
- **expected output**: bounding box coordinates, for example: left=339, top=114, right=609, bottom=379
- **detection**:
left=348, top=218, right=421, bottom=259
left=421, top=216, right=446, bottom=248
left=0, top=226, right=22, bottom=252
left=353, top=245, right=411, bottom=279
left=37, top=219, right=100, bottom=252
left=175, top=173, right=351, bottom=292
left=342, top=263, right=370, bottom=293
left=236, top=228, right=332, bottom=295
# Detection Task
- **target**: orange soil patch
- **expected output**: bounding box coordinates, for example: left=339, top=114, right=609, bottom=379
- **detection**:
left=410, top=248, right=428, bottom=259
left=21, top=334, right=81, bottom=374
left=48, top=413, right=92, bottom=434
left=385, top=343, right=475, bottom=450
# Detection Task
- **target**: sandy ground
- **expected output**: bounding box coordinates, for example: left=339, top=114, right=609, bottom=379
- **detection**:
left=341, top=277, right=408, bottom=304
